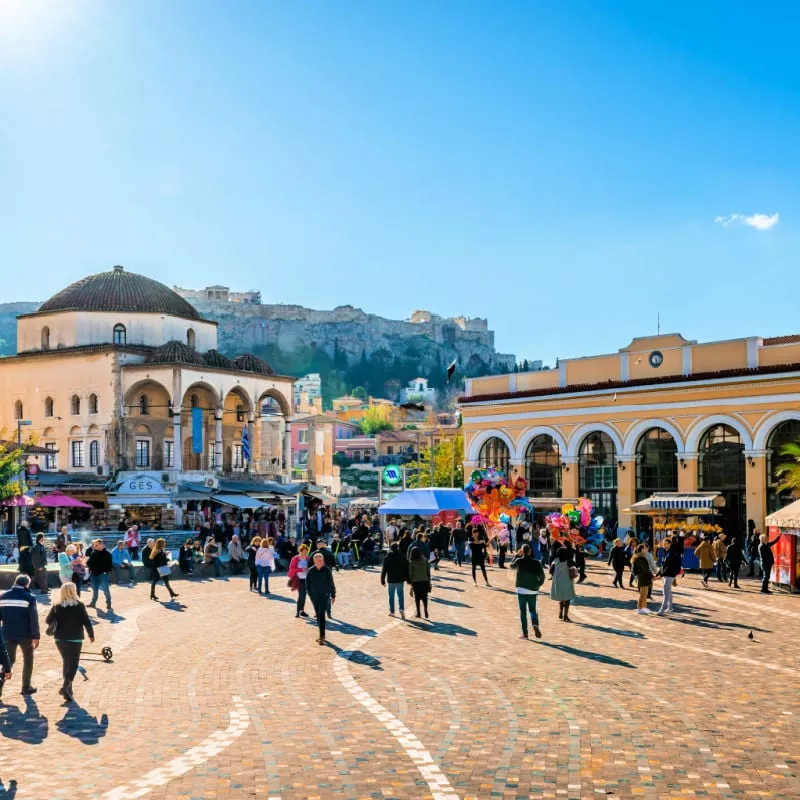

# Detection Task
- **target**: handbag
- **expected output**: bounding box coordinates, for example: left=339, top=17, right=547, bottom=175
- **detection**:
left=568, top=565, right=580, bottom=581
left=157, top=565, right=171, bottom=577
left=46, top=617, right=57, bottom=637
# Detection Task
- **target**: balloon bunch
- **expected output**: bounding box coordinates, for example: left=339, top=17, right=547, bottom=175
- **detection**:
left=465, top=468, right=533, bottom=530
left=546, top=498, right=605, bottom=555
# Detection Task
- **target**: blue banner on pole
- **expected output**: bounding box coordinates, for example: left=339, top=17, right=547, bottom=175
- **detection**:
left=191, top=407, right=204, bottom=454
left=242, top=425, right=250, bottom=462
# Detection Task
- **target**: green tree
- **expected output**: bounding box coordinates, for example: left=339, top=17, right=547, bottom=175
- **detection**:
left=358, top=405, right=394, bottom=435
left=407, top=434, right=464, bottom=488
left=352, top=386, right=367, bottom=401
left=776, top=441, right=800, bottom=497
left=0, top=436, right=25, bottom=501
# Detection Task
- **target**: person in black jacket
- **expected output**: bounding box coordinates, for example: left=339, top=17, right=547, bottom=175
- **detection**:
left=381, top=542, right=408, bottom=618
left=16, top=521, right=32, bottom=550
left=31, top=533, right=50, bottom=595
left=725, top=538, right=743, bottom=589
left=0, top=625, right=11, bottom=697
left=0, top=575, right=40, bottom=696
left=758, top=531, right=781, bottom=593
left=306, top=552, right=336, bottom=645
left=657, top=538, right=682, bottom=615
left=607, top=539, right=628, bottom=588
left=178, top=539, right=194, bottom=575
left=149, top=538, right=178, bottom=602
left=45, top=581, right=94, bottom=703
left=87, top=539, right=113, bottom=611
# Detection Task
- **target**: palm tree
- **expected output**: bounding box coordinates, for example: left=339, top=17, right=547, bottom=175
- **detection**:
left=775, top=441, right=800, bottom=496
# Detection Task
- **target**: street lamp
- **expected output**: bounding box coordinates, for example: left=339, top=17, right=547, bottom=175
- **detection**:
left=15, top=420, right=32, bottom=525
left=17, top=419, right=32, bottom=447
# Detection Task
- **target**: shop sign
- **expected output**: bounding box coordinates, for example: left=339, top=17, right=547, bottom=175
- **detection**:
left=382, top=465, right=402, bottom=486
left=26, top=463, right=39, bottom=487
left=119, top=475, right=168, bottom=495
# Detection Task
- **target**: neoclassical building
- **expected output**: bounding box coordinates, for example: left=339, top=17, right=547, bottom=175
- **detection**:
left=0, top=266, right=294, bottom=482
left=459, top=333, right=800, bottom=538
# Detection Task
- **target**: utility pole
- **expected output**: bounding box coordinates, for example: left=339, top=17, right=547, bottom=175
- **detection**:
left=430, top=431, right=435, bottom=487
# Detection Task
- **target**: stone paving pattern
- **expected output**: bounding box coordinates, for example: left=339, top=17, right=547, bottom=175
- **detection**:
left=0, top=560, right=797, bottom=799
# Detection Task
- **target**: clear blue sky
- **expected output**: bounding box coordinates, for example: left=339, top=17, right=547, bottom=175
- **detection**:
left=1, top=0, right=798, bottom=363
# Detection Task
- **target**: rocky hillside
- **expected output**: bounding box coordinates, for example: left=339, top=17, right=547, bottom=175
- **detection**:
left=0, top=302, right=39, bottom=356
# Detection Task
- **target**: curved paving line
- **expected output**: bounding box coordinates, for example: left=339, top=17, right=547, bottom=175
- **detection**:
left=333, top=618, right=461, bottom=800
left=100, top=695, right=250, bottom=800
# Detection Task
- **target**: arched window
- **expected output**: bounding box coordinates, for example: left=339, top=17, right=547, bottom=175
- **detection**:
left=13, top=400, right=23, bottom=421
left=88, top=393, right=98, bottom=415
left=139, top=394, right=149, bottom=415
left=236, top=404, right=245, bottom=422
left=525, top=434, right=561, bottom=496
left=71, top=395, right=81, bottom=416
left=578, top=432, right=618, bottom=529
left=477, top=437, right=510, bottom=473
left=766, top=419, right=800, bottom=513
left=698, top=423, right=745, bottom=539
left=44, top=396, right=54, bottom=418
left=187, top=328, right=196, bottom=349
left=89, top=440, right=100, bottom=468
left=41, top=326, right=50, bottom=350
left=113, top=324, right=126, bottom=345
left=635, top=427, right=678, bottom=497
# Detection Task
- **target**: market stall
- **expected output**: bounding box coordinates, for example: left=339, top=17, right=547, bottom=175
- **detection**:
left=625, top=492, right=725, bottom=570
left=765, top=499, right=800, bottom=592
left=106, top=474, right=176, bottom=530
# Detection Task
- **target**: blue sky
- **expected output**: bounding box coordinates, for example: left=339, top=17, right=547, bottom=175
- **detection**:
left=1, top=0, right=798, bottom=363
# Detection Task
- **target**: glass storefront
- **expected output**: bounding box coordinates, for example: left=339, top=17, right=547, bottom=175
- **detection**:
left=579, top=431, right=618, bottom=532
left=698, top=424, right=745, bottom=540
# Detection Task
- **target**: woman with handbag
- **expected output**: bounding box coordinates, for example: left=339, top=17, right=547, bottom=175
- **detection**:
left=149, top=538, right=178, bottom=602
left=631, top=544, right=653, bottom=614
left=255, top=537, right=276, bottom=595
left=44, top=581, right=94, bottom=703
left=549, top=546, right=576, bottom=622
left=408, top=547, right=432, bottom=619
left=288, top=544, right=310, bottom=618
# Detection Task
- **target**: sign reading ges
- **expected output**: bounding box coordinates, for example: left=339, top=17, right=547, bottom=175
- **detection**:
left=382, top=465, right=402, bottom=486
left=122, top=476, right=166, bottom=495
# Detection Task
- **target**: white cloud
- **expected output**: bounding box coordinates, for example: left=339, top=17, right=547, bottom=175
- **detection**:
left=714, top=212, right=779, bottom=230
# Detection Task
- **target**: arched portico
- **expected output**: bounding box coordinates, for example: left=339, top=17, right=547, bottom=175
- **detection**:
left=622, top=418, right=686, bottom=457
left=685, top=415, right=753, bottom=453
left=180, top=382, right=220, bottom=470
left=753, top=410, right=800, bottom=451
left=465, top=429, right=517, bottom=463
left=566, top=422, right=624, bottom=460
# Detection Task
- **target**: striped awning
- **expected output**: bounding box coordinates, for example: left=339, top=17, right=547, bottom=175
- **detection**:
left=765, top=499, right=800, bottom=531
left=649, top=493, right=725, bottom=510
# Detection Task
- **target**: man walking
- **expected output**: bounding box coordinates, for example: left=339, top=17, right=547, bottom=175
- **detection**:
left=87, top=539, right=113, bottom=610
left=381, top=542, right=408, bottom=619
left=450, top=523, right=467, bottom=567
left=510, top=544, right=545, bottom=639
left=0, top=575, right=40, bottom=696
left=31, top=533, right=49, bottom=595
left=306, top=552, right=336, bottom=645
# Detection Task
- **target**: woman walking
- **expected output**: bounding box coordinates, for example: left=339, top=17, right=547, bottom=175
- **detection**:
left=149, top=538, right=178, bottom=601
left=44, top=582, right=94, bottom=703
left=470, top=528, right=490, bottom=588
left=255, top=537, right=276, bottom=595
left=408, top=547, right=432, bottom=619
left=608, top=538, right=627, bottom=588
left=511, top=544, right=545, bottom=639
left=289, top=544, right=310, bottom=618
left=631, top=544, right=653, bottom=614
left=694, top=535, right=714, bottom=587
left=246, top=536, right=261, bottom=592
left=70, top=543, right=87, bottom=595
left=58, top=543, right=76, bottom=586
left=658, top=538, right=682, bottom=615
left=550, top=547, right=576, bottom=622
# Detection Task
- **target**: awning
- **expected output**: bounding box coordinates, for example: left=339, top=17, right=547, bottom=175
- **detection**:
left=211, top=494, right=267, bottom=510
left=378, top=488, right=473, bottom=516
left=304, top=490, right=336, bottom=505
left=626, top=493, right=725, bottom=514
left=766, top=499, right=800, bottom=531
left=106, top=494, right=171, bottom=507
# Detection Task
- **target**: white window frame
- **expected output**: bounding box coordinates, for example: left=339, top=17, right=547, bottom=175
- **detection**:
left=71, top=440, right=85, bottom=468
left=135, top=439, right=151, bottom=468
left=233, top=442, right=244, bottom=469
left=45, top=442, right=57, bottom=471
left=89, top=440, right=100, bottom=468
left=163, top=440, right=174, bottom=469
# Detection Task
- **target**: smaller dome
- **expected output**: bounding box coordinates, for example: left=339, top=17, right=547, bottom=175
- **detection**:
left=145, top=340, right=206, bottom=367
left=234, top=353, right=276, bottom=376
left=204, top=349, right=236, bottom=370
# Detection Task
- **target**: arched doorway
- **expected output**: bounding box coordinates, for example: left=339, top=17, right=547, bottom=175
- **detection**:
left=223, top=388, right=252, bottom=473
left=181, top=383, right=219, bottom=471
left=525, top=434, right=561, bottom=497
left=766, top=419, right=800, bottom=514
left=698, top=424, right=745, bottom=540
left=478, top=436, right=510, bottom=474
left=578, top=432, right=618, bottom=531
left=635, top=427, right=678, bottom=541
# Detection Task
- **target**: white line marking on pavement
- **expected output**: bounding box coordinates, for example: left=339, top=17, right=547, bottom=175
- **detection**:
left=100, top=696, right=251, bottom=800
left=332, top=620, right=461, bottom=800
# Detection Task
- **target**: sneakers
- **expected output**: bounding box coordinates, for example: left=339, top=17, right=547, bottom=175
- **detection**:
left=299, top=611, right=309, bottom=618
left=637, top=608, right=650, bottom=615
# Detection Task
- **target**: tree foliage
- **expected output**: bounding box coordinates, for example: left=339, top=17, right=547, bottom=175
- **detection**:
left=776, top=441, right=800, bottom=496
left=407, top=434, right=464, bottom=489
left=358, top=405, right=394, bottom=435
left=0, top=434, right=25, bottom=501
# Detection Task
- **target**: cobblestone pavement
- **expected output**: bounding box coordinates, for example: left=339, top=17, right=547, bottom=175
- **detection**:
left=0, top=560, right=798, bottom=800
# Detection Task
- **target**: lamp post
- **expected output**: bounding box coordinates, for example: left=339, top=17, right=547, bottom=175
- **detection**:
left=16, top=419, right=32, bottom=526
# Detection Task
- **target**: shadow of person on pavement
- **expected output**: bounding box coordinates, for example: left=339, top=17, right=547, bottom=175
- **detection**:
left=432, top=584, right=464, bottom=593
left=535, top=641, right=637, bottom=668
left=407, top=620, right=477, bottom=637
left=570, top=595, right=642, bottom=611
left=326, top=620, right=377, bottom=638
left=55, top=705, right=109, bottom=745
left=0, top=778, right=17, bottom=799
left=0, top=696, right=49, bottom=745
left=430, top=597, right=472, bottom=608
left=575, top=622, right=645, bottom=638
left=329, top=643, right=383, bottom=670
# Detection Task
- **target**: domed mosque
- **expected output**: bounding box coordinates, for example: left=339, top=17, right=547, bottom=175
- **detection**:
left=1, top=266, right=295, bottom=522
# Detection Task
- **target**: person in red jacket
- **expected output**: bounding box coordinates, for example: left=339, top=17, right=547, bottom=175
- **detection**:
left=288, top=544, right=310, bottom=618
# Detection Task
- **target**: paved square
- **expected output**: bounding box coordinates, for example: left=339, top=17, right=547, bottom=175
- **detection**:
left=0, top=561, right=797, bottom=799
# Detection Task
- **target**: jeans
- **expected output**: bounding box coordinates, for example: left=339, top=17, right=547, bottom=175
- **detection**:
left=387, top=582, right=404, bottom=613
left=113, top=563, right=136, bottom=584
left=55, top=639, right=82, bottom=691
left=256, top=564, right=272, bottom=593
left=454, top=542, right=465, bottom=566
left=311, top=594, right=329, bottom=639
left=72, top=572, right=84, bottom=596
left=761, top=569, right=771, bottom=592
left=716, top=559, right=727, bottom=581
left=701, top=568, right=713, bottom=584
left=208, top=558, right=223, bottom=577
left=336, top=552, right=352, bottom=568
left=498, top=545, right=508, bottom=568
left=517, top=593, right=539, bottom=636
left=6, top=638, right=35, bottom=690
left=90, top=573, right=112, bottom=607
left=728, top=563, right=740, bottom=587
left=659, top=576, right=674, bottom=613
left=612, top=566, right=625, bottom=587
left=296, top=579, right=307, bottom=615
left=127, top=547, right=139, bottom=561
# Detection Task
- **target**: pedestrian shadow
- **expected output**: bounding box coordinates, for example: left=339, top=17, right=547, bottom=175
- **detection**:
left=0, top=697, right=48, bottom=744
left=572, top=596, right=642, bottom=611
left=407, top=620, right=477, bottom=637
left=160, top=600, right=188, bottom=612
left=575, top=622, right=645, bottom=639
left=432, top=585, right=463, bottom=593
left=430, top=597, right=472, bottom=609
left=329, top=644, right=383, bottom=670
left=535, top=641, right=637, bottom=668
left=433, top=575, right=460, bottom=583
left=668, top=617, right=771, bottom=633
left=0, top=779, right=17, bottom=799
left=487, top=587, right=516, bottom=596
left=326, top=620, right=377, bottom=638
left=105, top=611, right=126, bottom=624
left=55, top=706, right=108, bottom=745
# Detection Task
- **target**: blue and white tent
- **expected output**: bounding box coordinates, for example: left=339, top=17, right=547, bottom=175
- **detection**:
left=378, top=488, right=474, bottom=516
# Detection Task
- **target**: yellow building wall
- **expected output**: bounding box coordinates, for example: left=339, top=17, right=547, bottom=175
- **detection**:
left=759, top=343, right=800, bottom=367
left=627, top=346, right=684, bottom=381
left=691, top=340, right=747, bottom=373
left=469, top=375, right=512, bottom=395
left=565, top=355, right=621, bottom=385
left=514, top=370, right=560, bottom=392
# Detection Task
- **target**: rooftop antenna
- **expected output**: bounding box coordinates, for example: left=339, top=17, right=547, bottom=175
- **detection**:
left=657, top=312, right=661, bottom=335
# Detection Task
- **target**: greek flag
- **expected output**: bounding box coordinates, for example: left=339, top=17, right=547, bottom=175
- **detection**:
left=241, top=425, right=250, bottom=462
